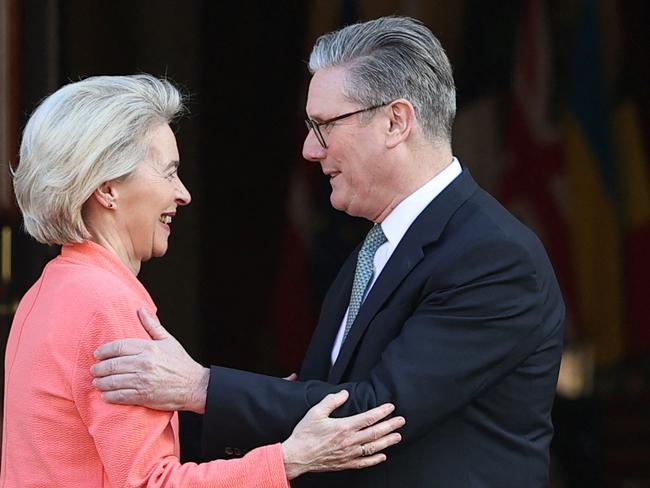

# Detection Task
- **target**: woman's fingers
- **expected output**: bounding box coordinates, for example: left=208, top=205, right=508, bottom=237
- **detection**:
left=308, top=390, right=349, bottom=418
left=343, top=415, right=406, bottom=449
left=281, top=395, right=406, bottom=479
left=326, top=430, right=401, bottom=471
left=359, top=431, right=402, bottom=458
left=335, top=452, right=387, bottom=471
left=337, top=402, right=396, bottom=431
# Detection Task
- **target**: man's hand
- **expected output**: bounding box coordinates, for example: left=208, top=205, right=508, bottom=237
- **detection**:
left=91, top=308, right=209, bottom=413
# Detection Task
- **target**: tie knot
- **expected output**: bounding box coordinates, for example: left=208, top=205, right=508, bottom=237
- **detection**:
left=361, top=224, right=387, bottom=256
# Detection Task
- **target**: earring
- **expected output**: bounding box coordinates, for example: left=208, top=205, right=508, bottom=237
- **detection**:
left=107, top=202, right=113, bottom=208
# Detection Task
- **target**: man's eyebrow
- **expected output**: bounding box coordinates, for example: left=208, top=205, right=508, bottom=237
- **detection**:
left=306, top=110, right=328, bottom=122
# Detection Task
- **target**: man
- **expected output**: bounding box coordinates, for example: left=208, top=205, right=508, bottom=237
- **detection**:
left=92, top=16, right=565, bottom=487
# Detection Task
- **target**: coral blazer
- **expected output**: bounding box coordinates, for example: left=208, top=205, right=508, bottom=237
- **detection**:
left=1, top=240, right=289, bottom=488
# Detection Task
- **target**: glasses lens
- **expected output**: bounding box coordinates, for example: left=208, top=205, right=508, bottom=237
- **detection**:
left=305, top=119, right=327, bottom=148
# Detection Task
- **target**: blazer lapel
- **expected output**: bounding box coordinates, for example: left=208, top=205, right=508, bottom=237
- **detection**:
left=328, top=169, right=479, bottom=383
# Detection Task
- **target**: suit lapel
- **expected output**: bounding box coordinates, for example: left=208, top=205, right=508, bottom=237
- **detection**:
left=328, top=240, right=424, bottom=382
left=328, top=169, right=479, bottom=383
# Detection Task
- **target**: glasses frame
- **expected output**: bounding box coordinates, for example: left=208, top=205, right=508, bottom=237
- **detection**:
left=304, top=101, right=391, bottom=149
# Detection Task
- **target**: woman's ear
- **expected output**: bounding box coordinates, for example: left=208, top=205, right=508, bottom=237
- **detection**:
left=385, top=99, right=415, bottom=149
left=92, top=181, right=117, bottom=209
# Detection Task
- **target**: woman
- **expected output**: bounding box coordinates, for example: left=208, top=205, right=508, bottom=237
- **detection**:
left=1, top=75, right=404, bottom=487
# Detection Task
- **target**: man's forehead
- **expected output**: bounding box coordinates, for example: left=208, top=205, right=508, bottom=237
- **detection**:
left=306, top=66, right=350, bottom=117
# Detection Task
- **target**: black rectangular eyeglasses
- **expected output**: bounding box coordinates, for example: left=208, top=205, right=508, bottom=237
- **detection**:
left=304, top=102, right=391, bottom=149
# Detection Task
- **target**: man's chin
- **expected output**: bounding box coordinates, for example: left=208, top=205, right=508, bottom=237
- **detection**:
left=331, top=196, right=367, bottom=220
left=330, top=195, right=351, bottom=215
left=330, top=189, right=353, bottom=209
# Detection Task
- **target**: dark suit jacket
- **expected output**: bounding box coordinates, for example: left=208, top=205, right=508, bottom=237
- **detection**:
left=201, top=170, right=565, bottom=487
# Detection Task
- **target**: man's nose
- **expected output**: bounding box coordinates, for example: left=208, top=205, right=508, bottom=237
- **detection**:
left=302, top=129, right=326, bottom=162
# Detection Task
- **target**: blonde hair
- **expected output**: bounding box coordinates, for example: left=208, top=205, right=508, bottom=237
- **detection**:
left=13, top=74, right=184, bottom=245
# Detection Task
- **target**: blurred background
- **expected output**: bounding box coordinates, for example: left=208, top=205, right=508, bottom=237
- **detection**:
left=0, top=0, right=648, bottom=486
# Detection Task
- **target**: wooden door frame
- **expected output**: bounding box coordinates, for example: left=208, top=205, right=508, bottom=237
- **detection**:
left=0, top=0, right=19, bottom=222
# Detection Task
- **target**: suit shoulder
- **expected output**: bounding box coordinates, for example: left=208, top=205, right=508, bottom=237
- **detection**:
left=426, top=189, right=559, bottom=290
left=451, top=188, right=546, bottom=253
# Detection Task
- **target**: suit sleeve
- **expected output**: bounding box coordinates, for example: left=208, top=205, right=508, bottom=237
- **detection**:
left=202, top=236, right=563, bottom=459
left=73, top=301, right=289, bottom=488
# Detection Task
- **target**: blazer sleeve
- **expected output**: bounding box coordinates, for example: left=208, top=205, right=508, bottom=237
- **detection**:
left=201, top=236, right=564, bottom=459
left=72, top=302, right=289, bottom=488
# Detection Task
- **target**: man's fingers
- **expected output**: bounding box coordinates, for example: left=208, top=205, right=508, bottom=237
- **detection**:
left=93, top=338, right=149, bottom=361
left=100, top=389, right=144, bottom=405
left=93, top=372, right=144, bottom=392
left=92, top=310, right=167, bottom=361
left=90, top=354, right=145, bottom=378
left=283, top=373, right=298, bottom=381
left=137, top=308, right=171, bottom=340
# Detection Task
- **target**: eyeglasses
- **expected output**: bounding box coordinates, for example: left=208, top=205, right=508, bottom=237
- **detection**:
left=304, top=102, right=391, bottom=149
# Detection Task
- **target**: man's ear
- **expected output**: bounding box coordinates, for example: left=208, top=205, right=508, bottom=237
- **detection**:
left=92, top=181, right=117, bottom=209
left=385, top=99, right=415, bottom=148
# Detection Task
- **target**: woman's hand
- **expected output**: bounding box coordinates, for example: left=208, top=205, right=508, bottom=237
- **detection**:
left=281, top=390, right=405, bottom=480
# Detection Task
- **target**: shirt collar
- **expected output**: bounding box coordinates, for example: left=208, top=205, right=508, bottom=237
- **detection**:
left=381, top=157, right=462, bottom=247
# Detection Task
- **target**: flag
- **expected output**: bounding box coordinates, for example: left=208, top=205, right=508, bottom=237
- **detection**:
left=615, top=100, right=650, bottom=353
left=564, top=0, right=625, bottom=365
left=614, top=0, right=650, bottom=355
left=498, top=0, right=578, bottom=340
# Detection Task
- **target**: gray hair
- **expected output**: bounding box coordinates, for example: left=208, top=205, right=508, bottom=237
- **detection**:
left=308, top=16, right=456, bottom=143
left=13, top=74, right=184, bottom=245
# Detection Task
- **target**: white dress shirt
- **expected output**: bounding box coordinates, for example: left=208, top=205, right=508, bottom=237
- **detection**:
left=330, top=158, right=462, bottom=364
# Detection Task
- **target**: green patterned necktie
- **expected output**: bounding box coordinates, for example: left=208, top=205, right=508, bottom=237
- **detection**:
left=343, top=224, right=388, bottom=341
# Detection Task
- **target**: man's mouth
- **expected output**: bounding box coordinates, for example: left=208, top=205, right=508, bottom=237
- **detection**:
left=159, top=214, right=173, bottom=224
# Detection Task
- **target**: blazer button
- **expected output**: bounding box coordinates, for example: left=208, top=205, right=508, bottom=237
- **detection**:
left=225, top=447, right=233, bottom=455
left=234, top=448, right=242, bottom=456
